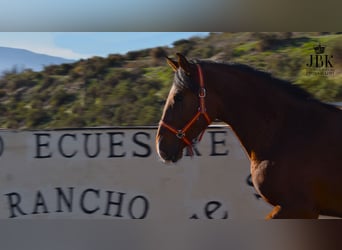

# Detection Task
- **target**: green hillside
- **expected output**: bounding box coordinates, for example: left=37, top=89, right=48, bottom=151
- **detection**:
left=0, top=32, right=341, bottom=129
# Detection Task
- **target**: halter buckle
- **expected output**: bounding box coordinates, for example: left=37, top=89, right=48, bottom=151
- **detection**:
left=176, top=130, right=185, bottom=139
left=199, top=88, right=206, bottom=98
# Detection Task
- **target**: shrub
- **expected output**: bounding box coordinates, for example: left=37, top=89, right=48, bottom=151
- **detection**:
left=150, top=47, right=168, bottom=65
left=50, top=89, right=76, bottom=106
left=255, top=33, right=281, bottom=51
left=26, top=109, right=51, bottom=127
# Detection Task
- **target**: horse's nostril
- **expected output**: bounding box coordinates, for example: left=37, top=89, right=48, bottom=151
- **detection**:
left=158, top=149, right=180, bottom=163
left=158, top=150, right=167, bottom=160
left=171, top=156, right=178, bottom=163
left=158, top=150, right=171, bottom=162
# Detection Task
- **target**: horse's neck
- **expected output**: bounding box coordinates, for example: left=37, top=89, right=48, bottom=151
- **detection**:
left=210, top=68, right=309, bottom=161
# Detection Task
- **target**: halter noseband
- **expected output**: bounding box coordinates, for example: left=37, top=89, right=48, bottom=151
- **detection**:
left=159, top=64, right=211, bottom=156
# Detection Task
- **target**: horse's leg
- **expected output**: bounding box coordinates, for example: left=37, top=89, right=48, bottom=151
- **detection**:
left=266, top=205, right=319, bottom=219
left=265, top=205, right=281, bottom=219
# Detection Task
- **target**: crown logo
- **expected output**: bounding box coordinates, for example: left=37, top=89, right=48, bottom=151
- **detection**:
left=314, top=43, right=325, bottom=54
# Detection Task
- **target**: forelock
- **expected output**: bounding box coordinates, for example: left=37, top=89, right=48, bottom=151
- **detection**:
left=173, top=66, right=200, bottom=93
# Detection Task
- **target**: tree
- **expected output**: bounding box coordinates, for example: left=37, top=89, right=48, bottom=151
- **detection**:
left=150, top=47, right=168, bottom=65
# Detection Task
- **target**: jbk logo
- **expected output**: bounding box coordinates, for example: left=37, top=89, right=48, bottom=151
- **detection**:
left=307, top=43, right=333, bottom=68
left=306, top=43, right=334, bottom=76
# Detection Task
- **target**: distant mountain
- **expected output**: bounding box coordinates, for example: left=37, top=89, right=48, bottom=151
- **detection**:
left=0, top=47, right=75, bottom=74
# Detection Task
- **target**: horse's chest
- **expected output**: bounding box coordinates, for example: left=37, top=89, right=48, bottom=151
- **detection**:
left=250, top=160, right=286, bottom=204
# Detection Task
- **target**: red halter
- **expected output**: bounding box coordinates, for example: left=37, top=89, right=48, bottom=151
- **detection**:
left=159, top=64, right=211, bottom=156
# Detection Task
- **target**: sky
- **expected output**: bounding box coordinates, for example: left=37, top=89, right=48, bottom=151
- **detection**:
left=0, top=32, right=209, bottom=59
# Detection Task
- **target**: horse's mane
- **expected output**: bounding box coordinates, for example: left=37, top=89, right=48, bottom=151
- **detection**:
left=175, top=59, right=339, bottom=111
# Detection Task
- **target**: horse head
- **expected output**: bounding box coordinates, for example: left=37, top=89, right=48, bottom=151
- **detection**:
left=156, top=53, right=216, bottom=163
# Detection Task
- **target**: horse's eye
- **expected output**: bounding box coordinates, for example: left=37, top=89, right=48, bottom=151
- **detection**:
left=174, top=93, right=183, bottom=102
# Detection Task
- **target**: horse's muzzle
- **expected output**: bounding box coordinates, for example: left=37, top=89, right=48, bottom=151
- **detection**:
left=158, top=150, right=182, bottom=163
left=156, top=136, right=183, bottom=163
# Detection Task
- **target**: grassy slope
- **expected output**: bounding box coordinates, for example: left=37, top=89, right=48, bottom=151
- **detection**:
left=0, top=32, right=340, bottom=129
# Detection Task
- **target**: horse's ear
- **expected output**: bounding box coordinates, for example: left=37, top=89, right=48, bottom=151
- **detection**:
left=176, top=53, right=191, bottom=75
left=166, top=56, right=179, bottom=72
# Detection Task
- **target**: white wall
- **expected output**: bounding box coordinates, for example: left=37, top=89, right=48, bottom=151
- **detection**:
left=0, top=126, right=272, bottom=219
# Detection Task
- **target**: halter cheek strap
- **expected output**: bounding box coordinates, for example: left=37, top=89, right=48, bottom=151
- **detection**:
left=160, top=64, right=211, bottom=156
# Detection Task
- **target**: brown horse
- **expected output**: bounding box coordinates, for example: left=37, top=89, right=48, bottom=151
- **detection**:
left=156, top=53, right=342, bottom=219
